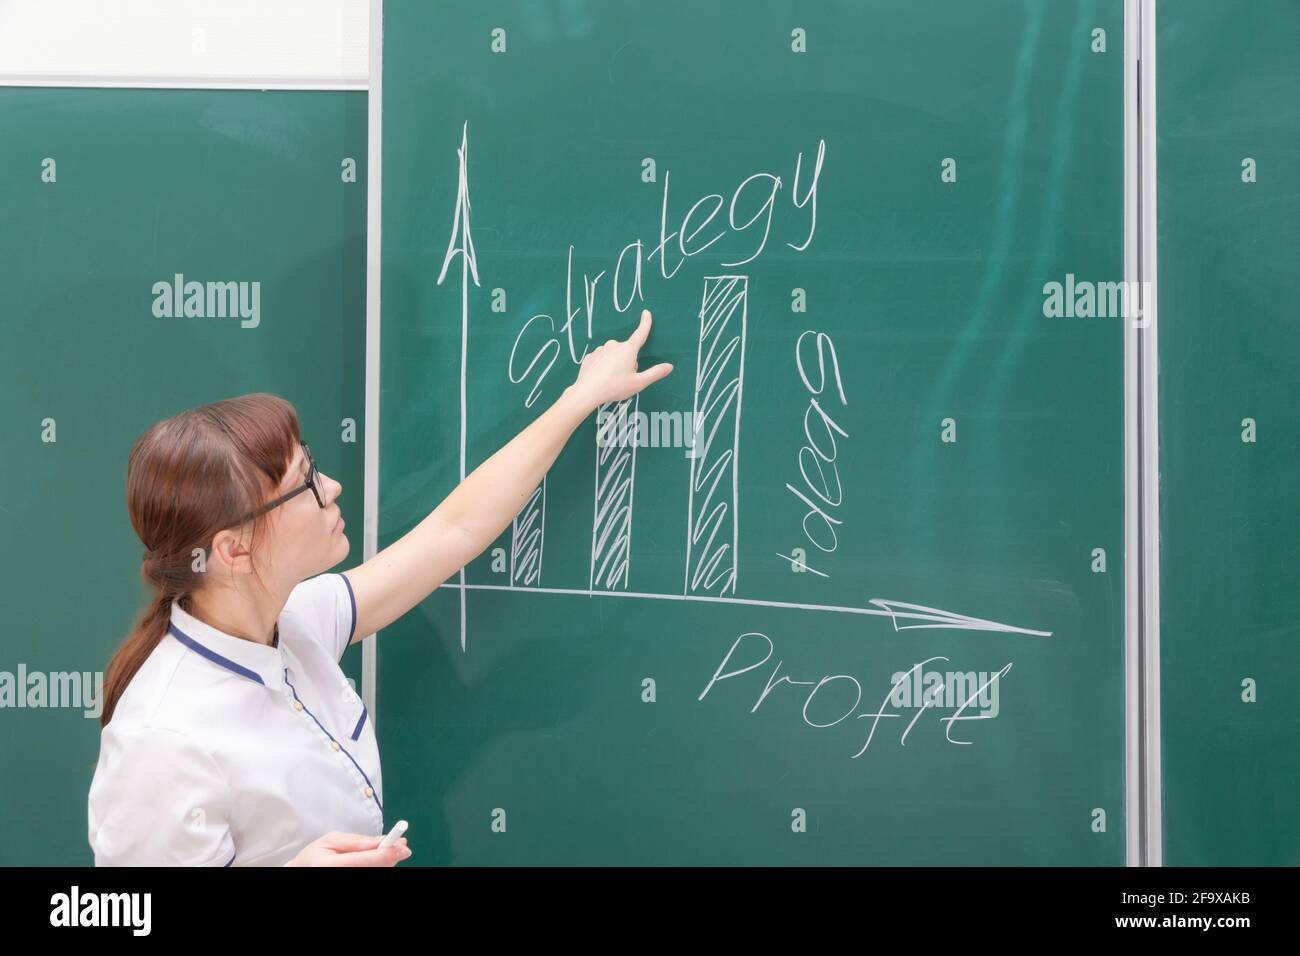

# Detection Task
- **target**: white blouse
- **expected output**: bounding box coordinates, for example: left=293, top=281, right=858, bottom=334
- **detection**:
left=87, top=572, right=383, bottom=866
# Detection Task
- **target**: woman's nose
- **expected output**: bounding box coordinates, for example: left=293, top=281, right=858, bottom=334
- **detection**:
left=322, top=472, right=342, bottom=506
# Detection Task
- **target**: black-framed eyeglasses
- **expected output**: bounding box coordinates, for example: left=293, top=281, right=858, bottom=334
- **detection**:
left=235, top=440, right=324, bottom=525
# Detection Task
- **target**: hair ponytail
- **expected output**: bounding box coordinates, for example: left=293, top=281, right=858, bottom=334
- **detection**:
left=100, top=585, right=173, bottom=727
left=99, top=393, right=301, bottom=727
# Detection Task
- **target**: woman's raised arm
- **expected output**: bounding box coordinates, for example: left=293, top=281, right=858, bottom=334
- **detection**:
left=342, top=309, right=672, bottom=642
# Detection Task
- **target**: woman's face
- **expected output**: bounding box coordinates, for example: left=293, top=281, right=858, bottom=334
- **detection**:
left=263, top=441, right=349, bottom=586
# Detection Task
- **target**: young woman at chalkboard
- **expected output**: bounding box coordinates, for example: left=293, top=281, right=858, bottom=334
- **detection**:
left=87, top=311, right=672, bottom=866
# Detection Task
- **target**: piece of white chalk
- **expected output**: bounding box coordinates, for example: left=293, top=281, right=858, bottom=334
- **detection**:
left=377, top=819, right=408, bottom=849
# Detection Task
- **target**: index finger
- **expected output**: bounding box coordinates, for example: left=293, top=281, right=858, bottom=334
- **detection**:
left=628, top=309, right=653, bottom=348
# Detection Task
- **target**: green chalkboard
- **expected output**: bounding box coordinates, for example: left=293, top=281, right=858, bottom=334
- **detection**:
left=378, top=0, right=1126, bottom=864
left=0, top=87, right=368, bottom=866
left=1157, top=1, right=1300, bottom=866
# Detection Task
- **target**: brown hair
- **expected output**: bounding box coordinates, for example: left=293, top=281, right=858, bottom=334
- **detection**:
left=100, top=393, right=301, bottom=727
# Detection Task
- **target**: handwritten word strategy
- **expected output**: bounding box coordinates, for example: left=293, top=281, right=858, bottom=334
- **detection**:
left=508, top=139, right=828, bottom=407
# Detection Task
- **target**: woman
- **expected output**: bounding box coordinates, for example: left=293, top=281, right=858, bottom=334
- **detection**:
left=88, top=310, right=672, bottom=866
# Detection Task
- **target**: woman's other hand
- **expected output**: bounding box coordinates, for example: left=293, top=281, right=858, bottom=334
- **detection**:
left=284, top=831, right=411, bottom=866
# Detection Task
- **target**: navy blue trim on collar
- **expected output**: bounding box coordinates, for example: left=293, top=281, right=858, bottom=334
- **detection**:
left=284, top=668, right=383, bottom=816
left=339, top=572, right=358, bottom=644
left=224, top=853, right=235, bottom=867
left=168, top=623, right=266, bottom=685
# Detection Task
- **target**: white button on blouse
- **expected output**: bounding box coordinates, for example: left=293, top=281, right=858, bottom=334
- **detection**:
left=87, top=572, right=382, bottom=866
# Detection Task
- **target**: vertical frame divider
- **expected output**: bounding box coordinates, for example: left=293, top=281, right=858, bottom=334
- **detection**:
left=1124, top=0, right=1163, bottom=868
left=361, top=0, right=383, bottom=723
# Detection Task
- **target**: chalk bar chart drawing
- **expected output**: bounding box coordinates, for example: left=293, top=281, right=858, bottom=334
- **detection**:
left=685, top=276, right=747, bottom=598
left=432, top=123, right=1052, bottom=650
left=511, top=478, right=546, bottom=588
left=590, top=395, right=638, bottom=592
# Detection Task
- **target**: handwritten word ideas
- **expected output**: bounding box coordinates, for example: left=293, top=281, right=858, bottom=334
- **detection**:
left=785, top=330, right=849, bottom=575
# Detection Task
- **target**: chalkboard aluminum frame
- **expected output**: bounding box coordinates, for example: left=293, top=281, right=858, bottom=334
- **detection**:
left=1121, top=0, right=1163, bottom=871
left=362, top=0, right=383, bottom=726
left=1121, top=0, right=1162, bottom=869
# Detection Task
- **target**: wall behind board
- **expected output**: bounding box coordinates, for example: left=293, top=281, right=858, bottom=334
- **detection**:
left=0, top=87, right=368, bottom=865
left=0, top=0, right=368, bottom=88
left=377, top=0, right=1127, bottom=864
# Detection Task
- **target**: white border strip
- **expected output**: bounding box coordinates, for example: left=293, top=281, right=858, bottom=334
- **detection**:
left=360, top=0, right=382, bottom=721
left=0, top=0, right=366, bottom=90
left=1138, top=0, right=1163, bottom=868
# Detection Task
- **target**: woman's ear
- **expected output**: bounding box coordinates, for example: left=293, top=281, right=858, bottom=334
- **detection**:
left=208, top=527, right=257, bottom=577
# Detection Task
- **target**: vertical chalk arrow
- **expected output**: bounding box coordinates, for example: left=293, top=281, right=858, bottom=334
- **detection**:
left=436, top=122, right=480, bottom=652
